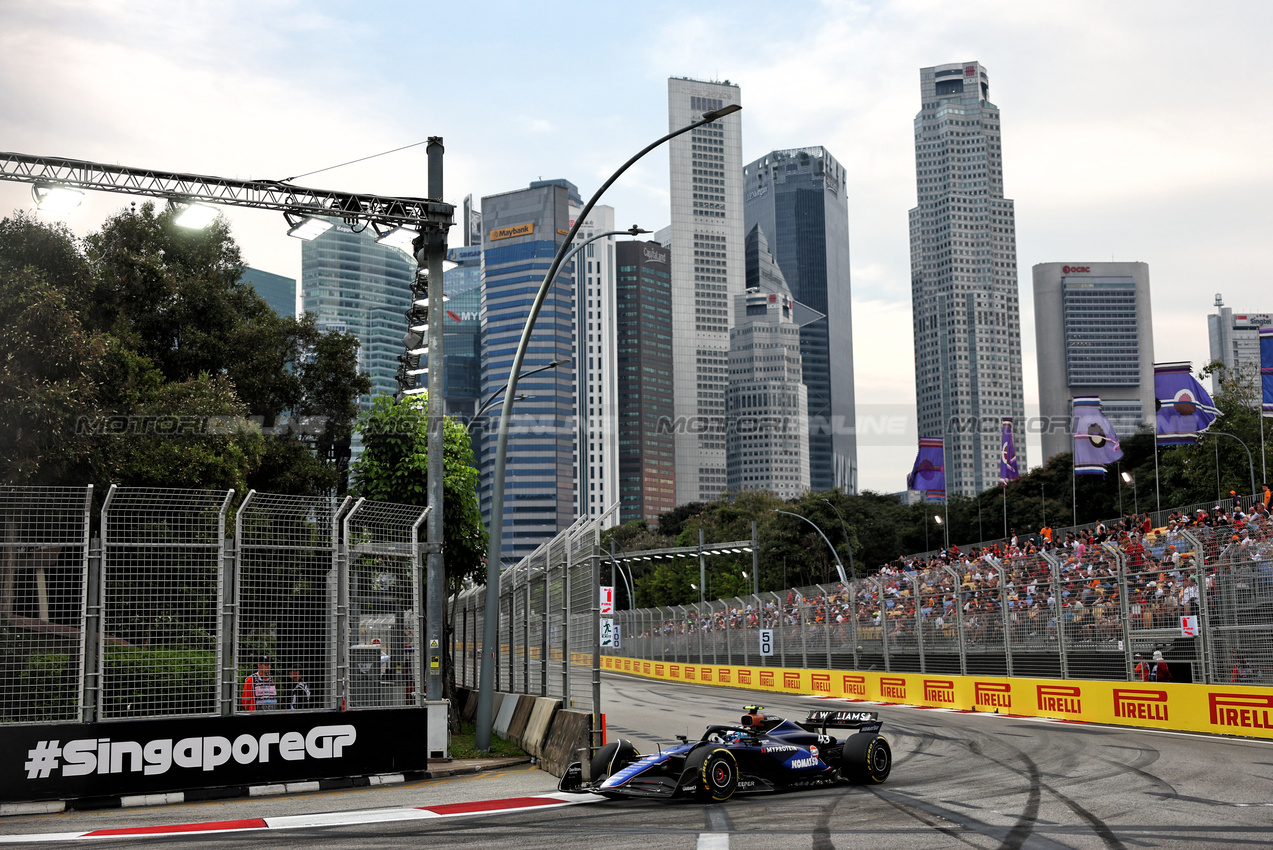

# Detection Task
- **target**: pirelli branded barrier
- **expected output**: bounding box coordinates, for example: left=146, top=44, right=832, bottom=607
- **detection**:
left=601, top=656, right=1273, bottom=740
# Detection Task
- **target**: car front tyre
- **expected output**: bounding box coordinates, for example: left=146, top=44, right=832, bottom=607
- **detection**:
left=842, top=734, right=891, bottom=784
left=685, top=746, right=738, bottom=802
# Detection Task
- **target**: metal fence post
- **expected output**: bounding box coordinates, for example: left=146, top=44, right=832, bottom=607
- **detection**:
left=1101, top=543, right=1133, bottom=682
left=1182, top=530, right=1212, bottom=683
left=942, top=566, right=967, bottom=676
left=561, top=548, right=570, bottom=703
left=82, top=532, right=102, bottom=725
left=873, top=578, right=891, bottom=673
left=1042, top=551, right=1069, bottom=680
left=849, top=584, right=860, bottom=672
left=592, top=527, right=602, bottom=755
left=911, top=575, right=926, bottom=674
left=992, top=562, right=1012, bottom=678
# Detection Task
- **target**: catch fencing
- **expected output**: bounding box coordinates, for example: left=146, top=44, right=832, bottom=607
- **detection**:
left=609, top=524, right=1273, bottom=688
left=0, top=485, right=428, bottom=725
left=453, top=505, right=616, bottom=714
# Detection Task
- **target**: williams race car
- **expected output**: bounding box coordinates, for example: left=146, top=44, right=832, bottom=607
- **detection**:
left=558, top=705, right=891, bottom=802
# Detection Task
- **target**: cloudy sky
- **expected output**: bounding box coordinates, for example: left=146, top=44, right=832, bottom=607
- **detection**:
left=3, top=0, right=1269, bottom=493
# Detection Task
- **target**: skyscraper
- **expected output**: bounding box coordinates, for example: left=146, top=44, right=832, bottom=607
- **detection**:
left=1207, top=295, right=1271, bottom=395
left=570, top=204, right=619, bottom=522
left=616, top=240, right=676, bottom=524
left=1033, top=262, right=1155, bottom=463
left=909, top=61, right=1026, bottom=496
left=240, top=267, right=297, bottom=319
left=744, top=146, right=857, bottom=493
left=727, top=227, right=810, bottom=498
left=442, top=244, right=482, bottom=418
left=301, top=222, right=415, bottom=402
left=479, top=181, right=578, bottom=564
left=667, top=76, right=745, bottom=504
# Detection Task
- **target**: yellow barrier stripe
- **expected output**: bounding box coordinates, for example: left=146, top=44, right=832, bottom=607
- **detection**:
left=600, top=656, right=1273, bottom=739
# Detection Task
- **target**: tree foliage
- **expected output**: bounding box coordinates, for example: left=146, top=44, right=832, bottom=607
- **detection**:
left=349, top=395, right=487, bottom=591
left=0, top=205, right=370, bottom=495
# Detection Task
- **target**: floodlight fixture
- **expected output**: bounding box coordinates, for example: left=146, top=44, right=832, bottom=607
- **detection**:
left=406, top=367, right=428, bottom=377
left=172, top=201, right=218, bottom=229
left=375, top=224, right=420, bottom=251
left=1121, top=472, right=1133, bottom=484
left=407, top=346, right=429, bottom=356
left=32, top=184, right=83, bottom=213
left=284, top=213, right=333, bottom=241
left=402, top=385, right=429, bottom=396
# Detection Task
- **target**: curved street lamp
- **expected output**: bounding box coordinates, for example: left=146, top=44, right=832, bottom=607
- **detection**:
left=475, top=103, right=743, bottom=750
left=773, top=509, right=848, bottom=586
left=1208, top=431, right=1258, bottom=503
left=819, top=498, right=857, bottom=583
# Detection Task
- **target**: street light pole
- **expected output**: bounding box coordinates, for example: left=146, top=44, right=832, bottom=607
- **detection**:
left=820, top=498, right=857, bottom=583
left=1209, top=431, right=1258, bottom=503
left=773, top=509, right=848, bottom=586
left=475, top=104, right=743, bottom=751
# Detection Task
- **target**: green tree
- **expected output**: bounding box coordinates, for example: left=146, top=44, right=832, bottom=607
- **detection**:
left=349, top=395, right=487, bottom=591
left=0, top=206, right=370, bottom=495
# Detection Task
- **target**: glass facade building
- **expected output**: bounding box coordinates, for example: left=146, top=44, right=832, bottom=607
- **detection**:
left=616, top=240, right=676, bottom=525
left=240, top=267, right=297, bottom=319
left=667, top=77, right=745, bottom=504
left=442, top=245, right=483, bottom=417
left=301, top=221, right=415, bottom=403
left=909, top=61, right=1026, bottom=496
left=744, top=146, right=857, bottom=493
left=479, top=182, right=579, bottom=564
left=1033, top=262, right=1155, bottom=463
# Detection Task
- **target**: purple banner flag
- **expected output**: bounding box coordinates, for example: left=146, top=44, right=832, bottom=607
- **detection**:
left=1154, top=362, right=1220, bottom=445
left=999, top=418, right=1019, bottom=485
left=907, top=437, right=946, bottom=503
left=1262, top=327, right=1273, bottom=419
left=1073, top=397, right=1123, bottom=476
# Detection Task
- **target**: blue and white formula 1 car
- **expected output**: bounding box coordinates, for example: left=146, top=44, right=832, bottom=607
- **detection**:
left=558, top=706, right=891, bottom=802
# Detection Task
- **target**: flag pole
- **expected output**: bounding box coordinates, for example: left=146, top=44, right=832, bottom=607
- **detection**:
left=1153, top=435, right=1161, bottom=514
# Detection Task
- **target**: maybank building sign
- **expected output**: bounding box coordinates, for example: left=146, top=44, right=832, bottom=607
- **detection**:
left=489, top=222, right=535, bottom=241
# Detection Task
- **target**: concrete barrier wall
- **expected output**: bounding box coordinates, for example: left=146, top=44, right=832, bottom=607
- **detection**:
left=507, top=694, right=536, bottom=748
left=602, top=655, right=1273, bottom=739
left=461, top=688, right=480, bottom=722
left=521, top=697, right=562, bottom=759
left=539, top=709, right=591, bottom=778
left=494, top=692, right=520, bottom=739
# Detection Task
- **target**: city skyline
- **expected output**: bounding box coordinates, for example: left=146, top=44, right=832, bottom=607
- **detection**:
left=2, top=1, right=1269, bottom=493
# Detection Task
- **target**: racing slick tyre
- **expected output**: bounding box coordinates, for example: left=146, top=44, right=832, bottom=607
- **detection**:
left=590, top=739, right=640, bottom=782
left=841, top=734, right=891, bottom=784
left=684, top=746, right=738, bottom=802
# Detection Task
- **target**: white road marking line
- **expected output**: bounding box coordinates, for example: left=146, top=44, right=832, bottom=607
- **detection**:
left=696, top=834, right=730, bottom=850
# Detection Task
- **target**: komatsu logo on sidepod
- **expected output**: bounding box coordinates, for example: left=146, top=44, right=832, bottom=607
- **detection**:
left=789, top=756, right=821, bottom=769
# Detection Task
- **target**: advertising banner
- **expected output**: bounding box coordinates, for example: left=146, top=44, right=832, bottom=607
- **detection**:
left=1, top=708, right=428, bottom=803
left=601, top=656, right=1273, bottom=740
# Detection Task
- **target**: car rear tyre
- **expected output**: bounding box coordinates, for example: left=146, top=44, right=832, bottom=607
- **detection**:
left=684, top=746, right=738, bottom=802
left=842, top=734, right=891, bottom=784
left=590, top=739, right=640, bottom=782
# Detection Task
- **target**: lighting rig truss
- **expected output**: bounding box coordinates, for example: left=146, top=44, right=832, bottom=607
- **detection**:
left=0, top=150, right=453, bottom=236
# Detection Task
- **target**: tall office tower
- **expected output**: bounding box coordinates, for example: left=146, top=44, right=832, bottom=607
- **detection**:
left=1033, top=262, right=1155, bottom=463
left=302, top=222, right=415, bottom=401
left=909, top=61, right=1026, bottom=496
left=571, top=204, right=619, bottom=521
left=479, top=181, right=579, bottom=564
left=240, top=267, right=297, bottom=319
left=667, top=76, right=745, bottom=503
left=442, top=244, right=483, bottom=418
left=615, top=240, right=676, bottom=524
left=1207, top=295, right=1272, bottom=394
left=744, top=146, right=857, bottom=493
left=727, top=227, right=810, bottom=498
left=462, top=194, right=482, bottom=248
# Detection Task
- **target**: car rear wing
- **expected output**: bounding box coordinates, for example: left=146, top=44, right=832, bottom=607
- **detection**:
left=803, top=709, right=883, bottom=736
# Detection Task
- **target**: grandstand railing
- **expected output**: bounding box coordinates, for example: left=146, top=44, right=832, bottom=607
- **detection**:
left=608, top=515, right=1273, bottom=688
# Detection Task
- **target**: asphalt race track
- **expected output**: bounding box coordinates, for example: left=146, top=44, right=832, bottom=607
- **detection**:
left=3, top=671, right=1273, bottom=848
